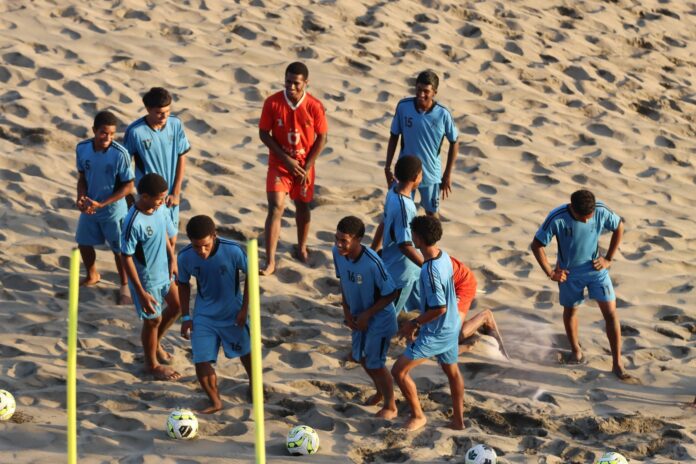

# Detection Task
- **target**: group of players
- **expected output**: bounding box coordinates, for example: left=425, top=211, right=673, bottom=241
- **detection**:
left=74, top=61, right=636, bottom=430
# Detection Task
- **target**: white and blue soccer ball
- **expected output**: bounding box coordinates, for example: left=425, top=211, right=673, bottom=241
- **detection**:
left=465, top=444, right=497, bottom=464
left=166, top=409, right=198, bottom=440
left=0, top=390, right=16, bottom=421
left=286, top=425, right=320, bottom=456
left=595, top=451, right=629, bottom=464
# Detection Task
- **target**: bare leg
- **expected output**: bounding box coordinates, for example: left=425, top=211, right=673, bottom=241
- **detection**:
left=156, top=284, right=181, bottom=363
left=240, top=353, right=253, bottom=402
left=367, top=366, right=397, bottom=419
left=195, top=362, right=222, bottom=414
left=294, top=199, right=311, bottom=263
left=441, top=362, right=464, bottom=430
left=142, top=316, right=180, bottom=380
left=391, top=355, right=428, bottom=431
left=361, top=361, right=382, bottom=406
left=562, top=306, right=583, bottom=362
left=114, top=252, right=132, bottom=305
left=261, top=191, right=287, bottom=275
left=459, top=309, right=509, bottom=359
left=78, top=245, right=100, bottom=286
left=598, top=300, right=628, bottom=379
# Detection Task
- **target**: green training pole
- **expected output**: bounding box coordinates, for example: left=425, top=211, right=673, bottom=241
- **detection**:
left=246, top=239, right=266, bottom=464
left=67, top=248, right=80, bottom=464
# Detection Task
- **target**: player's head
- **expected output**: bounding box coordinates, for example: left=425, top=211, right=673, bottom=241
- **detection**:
left=410, top=215, right=442, bottom=248
left=415, top=71, right=439, bottom=108
left=395, top=155, right=423, bottom=187
left=285, top=62, right=309, bottom=101
left=142, top=87, right=172, bottom=126
left=137, top=173, right=169, bottom=210
left=186, top=215, right=217, bottom=259
left=335, top=216, right=364, bottom=257
left=570, top=189, right=595, bottom=222
left=92, top=111, right=118, bottom=151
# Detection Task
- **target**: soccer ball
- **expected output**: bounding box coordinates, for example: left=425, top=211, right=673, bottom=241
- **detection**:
left=595, top=452, right=628, bottom=464
left=166, top=409, right=198, bottom=440
left=286, top=425, right=319, bottom=456
left=0, top=390, right=15, bottom=421
left=465, top=444, right=497, bottom=464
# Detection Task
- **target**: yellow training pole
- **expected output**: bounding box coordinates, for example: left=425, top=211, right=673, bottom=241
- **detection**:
left=246, top=239, right=265, bottom=464
left=67, top=248, right=80, bottom=464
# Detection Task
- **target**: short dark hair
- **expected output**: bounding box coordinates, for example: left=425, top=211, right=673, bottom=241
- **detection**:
left=93, top=111, right=118, bottom=129
left=416, top=70, right=439, bottom=90
left=137, top=173, right=168, bottom=196
left=186, top=215, right=216, bottom=240
left=571, top=190, right=596, bottom=216
left=410, top=215, right=442, bottom=246
left=142, top=87, right=172, bottom=108
left=395, top=155, right=422, bottom=182
left=337, top=216, right=365, bottom=239
left=285, top=62, right=309, bottom=80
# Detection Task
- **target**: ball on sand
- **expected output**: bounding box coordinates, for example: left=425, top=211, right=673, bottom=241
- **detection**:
left=166, top=409, right=198, bottom=440
left=0, top=390, right=15, bottom=421
left=286, top=425, right=319, bottom=456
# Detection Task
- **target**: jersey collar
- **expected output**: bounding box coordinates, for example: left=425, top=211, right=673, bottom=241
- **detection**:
left=208, top=238, right=221, bottom=259
left=284, top=90, right=306, bottom=110
left=412, top=98, right=437, bottom=114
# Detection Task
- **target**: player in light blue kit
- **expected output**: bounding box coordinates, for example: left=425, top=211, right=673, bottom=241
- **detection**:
left=392, top=215, right=464, bottom=431
left=378, top=155, right=424, bottom=314
left=121, top=173, right=181, bottom=381
left=333, top=216, right=399, bottom=419
left=178, top=215, right=251, bottom=414
left=75, top=111, right=134, bottom=304
left=124, top=87, right=190, bottom=245
left=531, top=189, right=634, bottom=382
left=384, top=71, right=459, bottom=216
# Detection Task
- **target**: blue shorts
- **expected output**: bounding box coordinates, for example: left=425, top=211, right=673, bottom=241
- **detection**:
left=351, top=318, right=397, bottom=369
left=394, top=280, right=421, bottom=314
left=167, top=204, right=180, bottom=231
left=412, top=183, right=440, bottom=214
left=191, top=318, right=251, bottom=364
left=559, top=268, right=615, bottom=307
left=405, top=330, right=459, bottom=365
left=130, top=282, right=170, bottom=320
left=75, top=214, right=123, bottom=252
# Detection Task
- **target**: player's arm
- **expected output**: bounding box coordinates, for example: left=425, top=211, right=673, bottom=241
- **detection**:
left=384, top=133, right=399, bottom=186
left=339, top=286, right=358, bottom=330
left=86, top=180, right=134, bottom=212
left=121, top=254, right=158, bottom=313
left=259, top=129, right=305, bottom=177
left=301, top=132, right=327, bottom=184
left=355, top=289, right=398, bottom=330
left=531, top=238, right=567, bottom=282
left=168, top=155, right=186, bottom=207
left=441, top=139, right=459, bottom=199
left=166, top=237, right=177, bottom=279
left=236, top=279, right=250, bottom=326
left=370, top=222, right=384, bottom=252
left=594, top=219, right=624, bottom=270
left=399, top=242, right=424, bottom=267
left=76, top=171, right=89, bottom=211
left=178, top=281, right=192, bottom=338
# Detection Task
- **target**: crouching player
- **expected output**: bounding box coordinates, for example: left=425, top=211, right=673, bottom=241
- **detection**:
left=177, top=215, right=251, bottom=413
left=333, top=216, right=399, bottom=419
left=392, top=215, right=463, bottom=431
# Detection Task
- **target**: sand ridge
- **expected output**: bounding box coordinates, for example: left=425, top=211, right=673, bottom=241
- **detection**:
left=0, top=0, right=695, bottom=462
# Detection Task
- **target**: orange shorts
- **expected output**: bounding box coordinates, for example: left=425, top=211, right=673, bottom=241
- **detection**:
left=455, top=276, right=477, bottom=318
left=266, top=162, right=315, bottom=203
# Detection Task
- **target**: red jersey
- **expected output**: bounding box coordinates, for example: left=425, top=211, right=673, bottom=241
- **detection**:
left=258, top=90, right=328, bottom=170
left=451, top=256, right=477, bottom=299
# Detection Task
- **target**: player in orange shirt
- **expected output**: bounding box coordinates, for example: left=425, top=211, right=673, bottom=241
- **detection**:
left=451, top=256, right=508, bottom=358
left=258, top=62, right=328, bottom=275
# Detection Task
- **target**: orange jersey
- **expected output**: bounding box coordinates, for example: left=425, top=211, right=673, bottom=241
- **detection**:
left=451, top=256, right=477, bottom=300
left=258, top=90, right=328, bottom=170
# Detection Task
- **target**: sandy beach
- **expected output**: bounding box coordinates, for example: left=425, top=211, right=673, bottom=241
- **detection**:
left=0, top=0, right=695, bottom=462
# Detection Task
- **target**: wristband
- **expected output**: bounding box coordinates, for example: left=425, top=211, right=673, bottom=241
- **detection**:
left=181, top=315, right=192, bottom=322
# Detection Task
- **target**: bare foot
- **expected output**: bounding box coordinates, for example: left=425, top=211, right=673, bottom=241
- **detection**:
left=148, top=365, right=181, bottom=381
left=260, top=262, right=276, bottom=276
left=447, top=418, right=465, bottom=430
left=80, top=274, right=101, bottom=287
left=458, top=343, right=474, bottom=355
left=198, top=402, right=222, bottom=414
left=402, top=415, right=427, bottom=431
left=293, top=245, right=309, bottom=264
left=157, top=345, right=173, bottom=365
left=118, top=286, right=132, bottom=305
left=376, top=407, right=397, bottom=420
left=364, top=393, right=382, bottom=406
left=613, top=368, right=641, bottom=384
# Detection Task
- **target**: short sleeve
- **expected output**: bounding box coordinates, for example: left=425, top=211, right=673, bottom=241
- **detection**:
left=258, top=98, right=274, bottom=131
left=389, top=105, right=401, bottom=136
left=76, top=149, right=83, bottom=173
left=165, top=211, right=176, bottom=238
left=534, top=214, right=557, bottom=246
left=121, top=221, right=138, bottom=256
left=177, top=121, right=191, bottom=156
left=235, top=246, right=248, bottom=275
left=123, top=127, right=137, bottom=157
left=602, top=207, right=621, bottom=232
left=422, top=263, right=446, bottom=309
left=177, top=252, right=191, bottom=284
left=373, top=257, right=397, bottom=297
left=444, top=110, right=458, bottom=142
left=117, top=151, right=135, bottom=182
left=394, top=201, right=415, bottom=245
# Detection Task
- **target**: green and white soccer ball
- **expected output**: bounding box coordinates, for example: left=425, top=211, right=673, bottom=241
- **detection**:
left=166, top=409, right=198, bottom=440
left=0, top=390, right=16, bottom=421
left=595, top=451, right=629, bottom=464
left=286, top=425, right=319, bottom=456
left=465, top=444, right=497, bottom=464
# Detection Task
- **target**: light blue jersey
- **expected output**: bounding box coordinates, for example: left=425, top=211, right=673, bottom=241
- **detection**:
left=121, top=205, right=176, bottom=289
left=381, top=186, right=420, bottom=288
left=177, top=238, right=247, bottom=324
left=333, top=245, right=398, bottom=333
left=123, top=115, right=190, bottom=194
left=76, top=140, right=133, bottom=221
left=419, top=250, right=460, bottom=338
left=534, top=201, right=621, bottom=270
left=390, top=97, right=458, bottom=186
